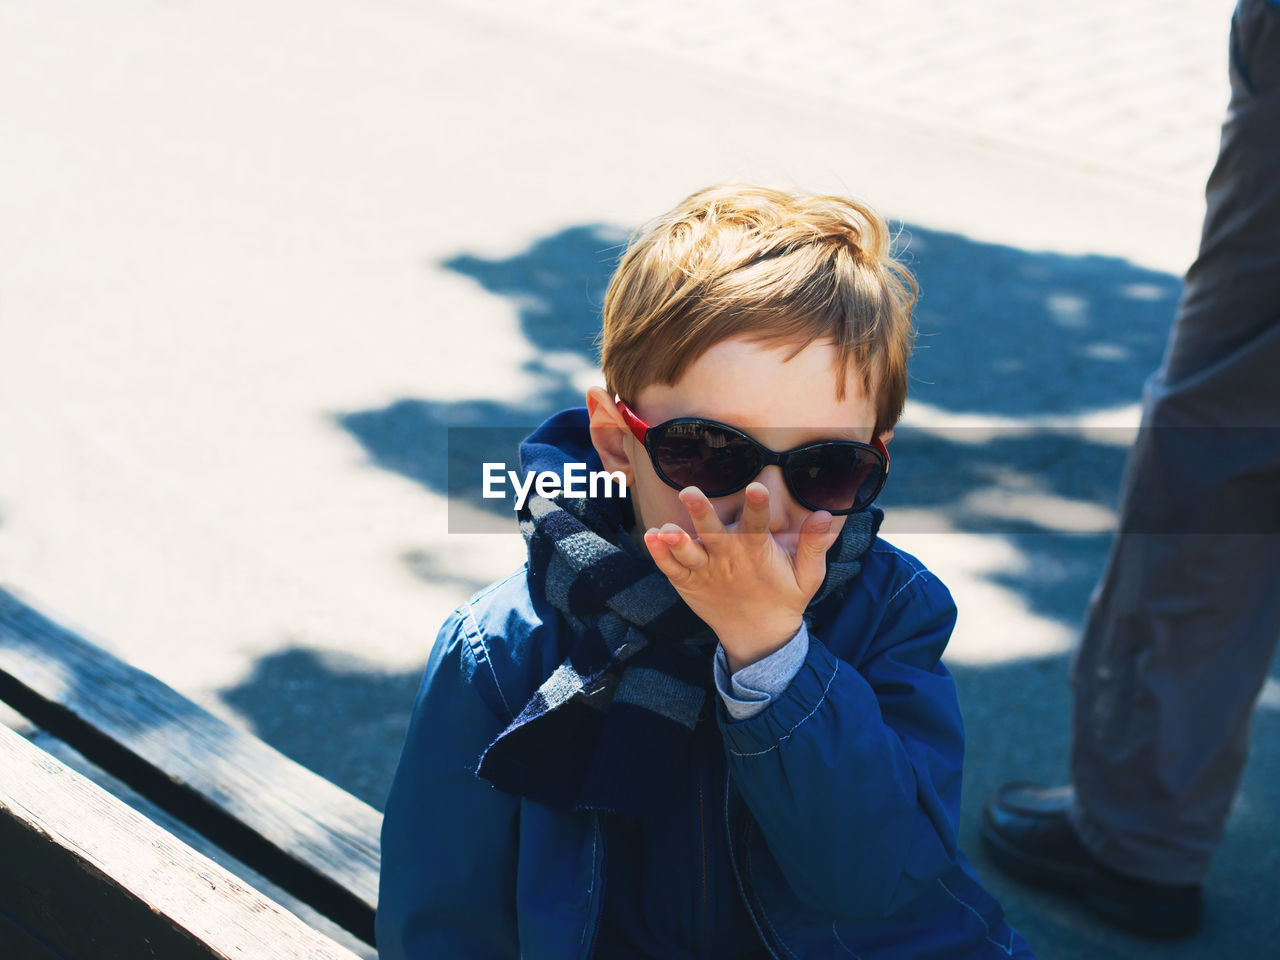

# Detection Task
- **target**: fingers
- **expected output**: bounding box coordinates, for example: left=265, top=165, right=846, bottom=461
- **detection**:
left=794, top=510, right=837, bottom=593
left=738, top=482, right=771, bottom=538
left=642, top=528, right=683, bottom=581
left=643, top=524, right=708, bottom=583
left=659, top=523, right=709, bottom=568
left=677, top=487, right=726, bottom=540
left=679, top=484, right=770, bottom=542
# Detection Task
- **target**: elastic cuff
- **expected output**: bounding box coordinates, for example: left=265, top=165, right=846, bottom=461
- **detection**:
left=717, top=634, right=855, bottom=757
left=713, top=624, right=810, bottom=722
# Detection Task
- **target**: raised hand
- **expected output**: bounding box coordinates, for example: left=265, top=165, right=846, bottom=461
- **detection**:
left=642, top=481, right=841, bottom=672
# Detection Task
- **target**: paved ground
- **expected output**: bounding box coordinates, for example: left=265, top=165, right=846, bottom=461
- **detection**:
left=453, top=0, right=1235, bottom=193
left=1, top=0, right=1276, bottom=957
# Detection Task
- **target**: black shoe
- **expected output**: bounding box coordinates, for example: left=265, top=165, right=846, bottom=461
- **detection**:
left=980, top=782, right=1204, bottom=939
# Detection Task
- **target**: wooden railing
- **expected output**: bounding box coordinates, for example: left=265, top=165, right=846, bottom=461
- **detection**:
left=0, top=588, right=382, bottom=959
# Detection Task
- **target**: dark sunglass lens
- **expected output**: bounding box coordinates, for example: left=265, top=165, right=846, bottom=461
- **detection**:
left=651, top=422, right=760, bottom=494
left=788, top=445, right=883, bottom=512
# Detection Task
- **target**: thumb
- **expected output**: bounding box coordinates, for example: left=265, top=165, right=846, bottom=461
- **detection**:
left=794, top=511, right=836, bottom=595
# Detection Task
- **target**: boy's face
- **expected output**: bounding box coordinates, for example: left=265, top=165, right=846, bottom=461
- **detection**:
left=586, top=337, right=892, bottom=558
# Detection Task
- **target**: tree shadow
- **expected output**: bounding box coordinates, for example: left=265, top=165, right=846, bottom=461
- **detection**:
left=323, top=219, right=1279, bottom=953
left=206, top=622, right=1280, bottom=959
left=441, top=222, right=630, bottom=412
left=333, top=220, right=1178, bottom=631
left=218, top=646, right=423, bottom=811
left=900, top=227, right=1180, bottom=416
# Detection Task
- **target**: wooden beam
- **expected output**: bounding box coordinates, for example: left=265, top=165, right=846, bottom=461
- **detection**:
left=0, top=722, right=363, bottom=960
left=24, top=728, right=376, bottom=959
left=0, top=589, right=381, bottom=945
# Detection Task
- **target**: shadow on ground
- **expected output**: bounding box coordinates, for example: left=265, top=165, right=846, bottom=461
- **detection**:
left=334, top=220, right=1179, bottom=630
left=218, top=647, right=424, bottom=811
left=953, top=655, right=1280, bottom=960
left=212, top=635, right=1280, bottom=959
left=221, top=221, right=1280, bottom=957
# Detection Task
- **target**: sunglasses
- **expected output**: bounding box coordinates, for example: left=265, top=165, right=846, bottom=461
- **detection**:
left=615, top=398, right=889, bottom=515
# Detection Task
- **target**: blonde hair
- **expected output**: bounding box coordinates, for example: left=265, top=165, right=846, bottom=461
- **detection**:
left=596, top=183, right=918, bottom=437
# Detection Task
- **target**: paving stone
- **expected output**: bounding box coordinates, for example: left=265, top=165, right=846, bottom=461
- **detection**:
left=451, top=0, right=1237, bottom=189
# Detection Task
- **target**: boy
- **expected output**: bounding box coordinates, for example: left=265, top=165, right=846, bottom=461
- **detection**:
left=377, top=184, right=1036, bottom=958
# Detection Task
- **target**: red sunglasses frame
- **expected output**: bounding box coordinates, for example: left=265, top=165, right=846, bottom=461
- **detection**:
left=614, top=397, right=890, bottom=514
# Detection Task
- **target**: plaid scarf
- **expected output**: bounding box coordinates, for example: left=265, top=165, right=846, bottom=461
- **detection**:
left=475, top=407, right=883, bottom=818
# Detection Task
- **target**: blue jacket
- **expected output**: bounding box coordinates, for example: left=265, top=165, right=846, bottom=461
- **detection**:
left=377, top=532, right=1036, bottom=959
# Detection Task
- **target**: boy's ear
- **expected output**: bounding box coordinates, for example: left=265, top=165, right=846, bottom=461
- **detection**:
left=585, top=387, right=638, bottom=481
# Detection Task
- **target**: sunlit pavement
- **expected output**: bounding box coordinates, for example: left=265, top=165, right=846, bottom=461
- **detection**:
left=1, top=1, right=1275, bottom=956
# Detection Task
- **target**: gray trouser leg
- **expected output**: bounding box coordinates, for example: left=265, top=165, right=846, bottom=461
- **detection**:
left=1067, top=0, right=1280, bottom=886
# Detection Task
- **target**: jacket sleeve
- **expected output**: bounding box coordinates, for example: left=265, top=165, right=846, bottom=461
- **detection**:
left=376, top=606, right=521, bottom=960
left=716, top=569, right=965, bottom=922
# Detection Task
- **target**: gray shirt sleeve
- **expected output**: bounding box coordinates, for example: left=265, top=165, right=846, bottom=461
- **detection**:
left=712, top=622, right=811, bottom=722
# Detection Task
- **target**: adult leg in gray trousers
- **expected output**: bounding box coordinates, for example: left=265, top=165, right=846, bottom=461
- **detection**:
left=981, top=0, right=1280, bottom=939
